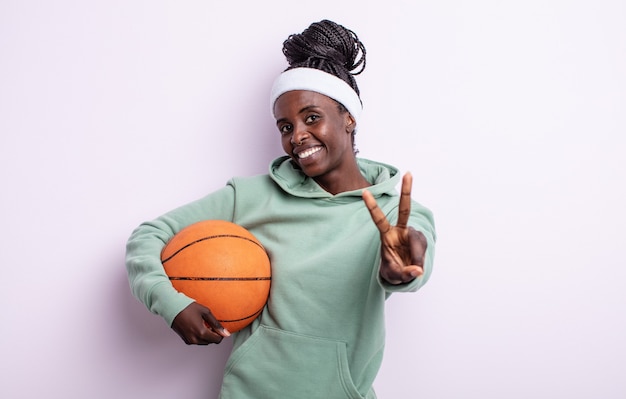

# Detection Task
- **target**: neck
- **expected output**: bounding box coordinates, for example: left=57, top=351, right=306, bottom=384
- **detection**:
left=314, top=165, right=371, bottom=195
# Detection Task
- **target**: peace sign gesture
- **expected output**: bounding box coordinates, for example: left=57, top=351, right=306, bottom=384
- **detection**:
left=362, top=173, right=428, bottom=285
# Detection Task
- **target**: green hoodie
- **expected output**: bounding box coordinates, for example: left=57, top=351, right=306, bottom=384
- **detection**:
left=126, top=156, right=436, bottom=399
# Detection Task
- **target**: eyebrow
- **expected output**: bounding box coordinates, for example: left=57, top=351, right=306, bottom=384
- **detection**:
left=298, top=105, right=320, bottom=114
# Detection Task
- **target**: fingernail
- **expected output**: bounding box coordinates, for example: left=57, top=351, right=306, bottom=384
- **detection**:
left=222, top=328, right=231, bottom=337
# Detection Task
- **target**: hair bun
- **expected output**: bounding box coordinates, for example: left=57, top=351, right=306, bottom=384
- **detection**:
left=282, top=20, right=366, bottom=92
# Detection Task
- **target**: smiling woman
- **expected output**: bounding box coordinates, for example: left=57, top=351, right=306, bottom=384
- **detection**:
left=270, top=21, right=370, bottom=195
left=125, top=19, right=436, bottom=399
left=274, top=90, right=366, bottom=194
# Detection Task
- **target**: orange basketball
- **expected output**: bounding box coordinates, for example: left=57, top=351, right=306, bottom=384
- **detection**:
left=161, top=220, right=271, bottom=333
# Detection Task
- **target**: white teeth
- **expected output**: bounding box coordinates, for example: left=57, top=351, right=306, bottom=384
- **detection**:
left=298, top=147, right=322, bottom=159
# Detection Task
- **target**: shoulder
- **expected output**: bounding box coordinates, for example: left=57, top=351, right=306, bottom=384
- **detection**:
left=356, top=158, right=401, bottom=197
left=228, top=173, right=276, bottom=193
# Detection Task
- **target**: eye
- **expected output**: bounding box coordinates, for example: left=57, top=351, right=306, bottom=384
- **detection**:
left=278, top=123, right=293, bottom=135
left=305, top=114, right=320, bottom=124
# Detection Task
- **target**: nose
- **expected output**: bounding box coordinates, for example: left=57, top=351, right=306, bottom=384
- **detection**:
left=290, top=123, right=309, bottom=146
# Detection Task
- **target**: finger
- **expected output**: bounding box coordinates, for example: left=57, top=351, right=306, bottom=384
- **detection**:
left=202, top=311, right=231, bottom=337
left=395, top=265, right=423, bottom=284
left=408, top=228, right=427, bottom=267
left=362, top=189, right=392, bottom=233
left=396, top=172, right=413, bottom=229
left=201, top=327, right=227, bottom=344
left=381, top=264, right=423, bottom=285
left=405, top=265, right=424, bottom=281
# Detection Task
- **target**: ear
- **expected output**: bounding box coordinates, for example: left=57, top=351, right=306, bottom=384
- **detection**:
left=345, top=114, right=356, bottom=134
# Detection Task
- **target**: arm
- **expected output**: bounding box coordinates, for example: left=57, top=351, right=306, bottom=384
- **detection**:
left=125, top=183, right=236, bottom=343
left=363, top=173, right=436, bottom=291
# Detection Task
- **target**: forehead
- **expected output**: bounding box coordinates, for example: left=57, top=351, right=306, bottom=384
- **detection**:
left=273, top=90, right=337, bottom=117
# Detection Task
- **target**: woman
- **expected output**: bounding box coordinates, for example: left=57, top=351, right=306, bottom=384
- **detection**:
left=126, top=19, right=436, bottom=399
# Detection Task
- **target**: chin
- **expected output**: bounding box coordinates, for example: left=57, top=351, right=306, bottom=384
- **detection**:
left=299, top=164, right=324, bottom=178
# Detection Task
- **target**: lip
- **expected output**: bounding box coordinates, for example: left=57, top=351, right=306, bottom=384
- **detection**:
left=293, top=145, right=323, bottom=160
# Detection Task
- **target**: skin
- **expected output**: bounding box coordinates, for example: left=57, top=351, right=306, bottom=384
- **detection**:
left=275, top=90, right=370, bottom=194
left=171, top=90, right=427, bottom=344
left=171, top=302, right=230, bottom=344
left=362, top=172, right=428, bottom=285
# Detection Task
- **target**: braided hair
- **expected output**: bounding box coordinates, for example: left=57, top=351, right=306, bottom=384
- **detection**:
left=282, top=20, right=366, bottom=98
left=281, top=20, right=366, bottom=153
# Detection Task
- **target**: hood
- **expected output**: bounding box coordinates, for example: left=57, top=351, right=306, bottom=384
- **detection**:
left=269, top=156, right=401, bottom=199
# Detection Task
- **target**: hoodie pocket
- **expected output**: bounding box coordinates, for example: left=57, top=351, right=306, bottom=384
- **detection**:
left=222, top=325, right=364, bottom=399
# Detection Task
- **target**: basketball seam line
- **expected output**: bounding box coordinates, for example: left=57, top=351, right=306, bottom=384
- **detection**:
left=161, top=234, right=266, bottom=264
left=169, top=277, right=271, bottom=281
left=218, top=305, right=266, bottom=323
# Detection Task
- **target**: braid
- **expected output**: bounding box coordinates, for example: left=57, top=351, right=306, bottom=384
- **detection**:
left=282, top=20, right=366, bottom=96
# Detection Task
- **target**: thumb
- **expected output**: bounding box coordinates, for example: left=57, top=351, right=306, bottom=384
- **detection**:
left=407, top=265, right=424, bottom=280
left=202, top=311, right=231, bottom=337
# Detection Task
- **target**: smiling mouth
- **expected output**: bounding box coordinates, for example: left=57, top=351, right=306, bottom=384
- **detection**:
left=297, top=146, right=322, bottom=159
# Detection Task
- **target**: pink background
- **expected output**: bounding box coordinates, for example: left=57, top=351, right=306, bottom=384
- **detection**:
left=1, top=1, right=625, bottom=398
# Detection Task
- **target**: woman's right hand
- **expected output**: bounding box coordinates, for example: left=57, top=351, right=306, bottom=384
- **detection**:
left=171, top=302, right=231, bottom=345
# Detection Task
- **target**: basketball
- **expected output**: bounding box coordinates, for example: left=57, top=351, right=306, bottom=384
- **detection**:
left=160, top=220, right=271, bottom=333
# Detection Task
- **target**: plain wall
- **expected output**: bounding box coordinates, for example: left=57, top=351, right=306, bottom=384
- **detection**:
left=1, top=1, right=625, bottom=398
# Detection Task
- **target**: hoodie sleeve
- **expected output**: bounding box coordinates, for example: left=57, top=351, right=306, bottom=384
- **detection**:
left=125, top=183, right=236, bottom=326
left=378, top=198, right=436, bottom=293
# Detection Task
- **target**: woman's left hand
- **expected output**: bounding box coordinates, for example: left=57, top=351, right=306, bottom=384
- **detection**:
left=362, top=173, right=427, bottom=285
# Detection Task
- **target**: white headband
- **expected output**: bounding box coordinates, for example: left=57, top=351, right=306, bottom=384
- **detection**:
left=269, top=68, right=363, bottom=125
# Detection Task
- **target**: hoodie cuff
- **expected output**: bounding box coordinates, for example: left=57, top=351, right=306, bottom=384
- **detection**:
left=148, top=282, right=196, bottom=327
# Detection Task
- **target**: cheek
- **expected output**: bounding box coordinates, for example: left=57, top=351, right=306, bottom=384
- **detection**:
left=321, top=127, right=349, bottom=149
left=280, top=135, right=292, bottom=154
